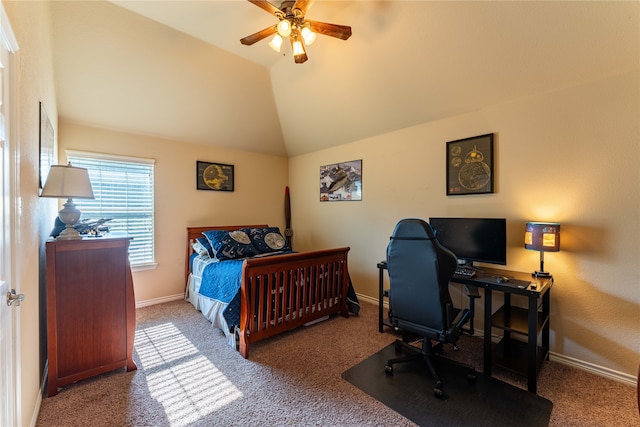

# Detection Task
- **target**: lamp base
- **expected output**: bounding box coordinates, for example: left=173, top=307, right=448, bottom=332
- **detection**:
left=532, top=271, right=553, bottom=279
left=56, top=198, right=83, bottom=240
left=56, top=226, right=82, bottom=240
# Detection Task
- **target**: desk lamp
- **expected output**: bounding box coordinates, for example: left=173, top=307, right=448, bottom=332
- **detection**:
left=41, top=163, right=94, bottom=240
left=524, top=222, right=560, bottom=278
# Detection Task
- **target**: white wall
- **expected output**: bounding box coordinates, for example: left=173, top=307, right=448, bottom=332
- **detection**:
left=4, top=0, right=59, bottom=424
left=58, top=122, right=289, bottom=303
left=288, top=70, right=640, bottom=377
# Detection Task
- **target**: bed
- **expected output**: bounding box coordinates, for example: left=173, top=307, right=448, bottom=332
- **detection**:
left=185, top=225, right=355, bottom=358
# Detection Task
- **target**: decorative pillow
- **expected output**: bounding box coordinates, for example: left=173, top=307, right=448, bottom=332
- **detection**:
left=202, top=229, right=258, bottom=261
left=191, top=241, right=207, bottom=256
left=194, top=237, right=214, bottom=257
left=243, top=227, right=290, bottom=254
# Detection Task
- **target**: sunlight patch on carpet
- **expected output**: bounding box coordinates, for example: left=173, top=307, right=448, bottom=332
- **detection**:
left=135, top=322, right=242, bottom=426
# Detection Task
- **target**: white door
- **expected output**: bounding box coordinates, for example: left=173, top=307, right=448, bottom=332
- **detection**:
left=0, top=3, right=19, bottom=426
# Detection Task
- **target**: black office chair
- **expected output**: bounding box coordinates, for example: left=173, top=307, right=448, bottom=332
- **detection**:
left=384, top=218, right=476, bottom=398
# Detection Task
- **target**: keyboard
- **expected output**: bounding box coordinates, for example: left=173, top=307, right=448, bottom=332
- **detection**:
left=453, top=267, right=476, bottom=278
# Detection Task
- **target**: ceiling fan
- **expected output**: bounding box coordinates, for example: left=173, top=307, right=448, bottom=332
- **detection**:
left=240, top=0, right=352, bottom=64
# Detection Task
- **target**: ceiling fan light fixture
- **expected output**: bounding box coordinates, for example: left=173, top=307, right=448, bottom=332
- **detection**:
left=290, top=31, right=307, bottom=64
left=276, top=19, right=292, bottom=37
left=268, top=34, right=283, bottom=52
left=292, top=39, right=305, bottom=56
left=240, top=0, right=351, bottom=64
left=301, top=26, right=316, bottom=45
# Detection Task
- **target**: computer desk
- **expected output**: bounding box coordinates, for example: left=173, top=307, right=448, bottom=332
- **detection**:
left=378, top=261, right=553, bottom=394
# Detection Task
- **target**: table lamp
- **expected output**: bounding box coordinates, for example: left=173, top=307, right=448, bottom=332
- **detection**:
left=524, top=222, right=560, bottom=278
left=41, top=163, right=95, bottom=240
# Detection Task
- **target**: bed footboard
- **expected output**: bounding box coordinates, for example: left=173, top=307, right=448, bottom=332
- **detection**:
left=238, top=247, right=350, bottom=358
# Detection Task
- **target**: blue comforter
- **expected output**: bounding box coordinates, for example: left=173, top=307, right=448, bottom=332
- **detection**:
left=199, top=259, right=244, bottom=304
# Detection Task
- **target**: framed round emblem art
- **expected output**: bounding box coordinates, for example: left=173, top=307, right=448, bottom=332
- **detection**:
left=196, top=161, right=234, bottom=192
left=446, top=133, right=494, bottom=196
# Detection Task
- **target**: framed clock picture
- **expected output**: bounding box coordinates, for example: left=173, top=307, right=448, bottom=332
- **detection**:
left=196, top=161, right=234, bottom=191
left=446, top=133, right=494, bottom=196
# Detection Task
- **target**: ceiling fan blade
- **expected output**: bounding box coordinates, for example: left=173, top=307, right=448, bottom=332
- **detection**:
left=292, top=0, right=314, bottom=16
left=240, top=25, right=277, bottom=45
left=305, top=20, right=352, bottom=40
left=247, top=0, right=281, bottom=16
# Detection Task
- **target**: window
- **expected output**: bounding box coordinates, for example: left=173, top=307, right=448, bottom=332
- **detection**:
left=66, top=151, right=155, bottom=268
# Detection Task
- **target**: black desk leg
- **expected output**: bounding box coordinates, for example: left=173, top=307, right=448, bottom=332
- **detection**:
left=542, top=289, right=550, bottom=360
left=484, top=288, right=492, bottom=376
left=528, top=294, right=538, bottom=393
left=378, top=266, right=384, bottom=333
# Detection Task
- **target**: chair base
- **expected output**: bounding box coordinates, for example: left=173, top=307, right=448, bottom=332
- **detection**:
left=385, top=338, right=476, bottom=399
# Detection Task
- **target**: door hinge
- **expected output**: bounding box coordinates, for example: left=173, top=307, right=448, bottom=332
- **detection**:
left=6, top=289, right=25, bottom=306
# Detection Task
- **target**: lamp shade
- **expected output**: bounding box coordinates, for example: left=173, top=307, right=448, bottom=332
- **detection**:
left=41, top=164, right=94, bottom=199
left=301, top=26, right=316, bottom=45
left=524, top=222, right=560, bottom=252
left=290, top=30, right=308, bottom=64
left=41, top=163, right=94, bottom=240
left=276, top=19, right=291, bottom=37
left=268, top=34, right=283, bottom=52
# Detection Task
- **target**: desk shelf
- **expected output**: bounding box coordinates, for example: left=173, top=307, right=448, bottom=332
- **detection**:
left=491, top=306, right=549, bottom=337
left=492, top=338, right=548, bottom=377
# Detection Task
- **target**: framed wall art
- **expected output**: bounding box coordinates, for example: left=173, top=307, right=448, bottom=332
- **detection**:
left=446, top=133, right=494, bottom=196
left=39, top=102, right=54, bottom=195
left=196, top=161, right=234, bottom=191
left=320, top=159, right=362, bottom=202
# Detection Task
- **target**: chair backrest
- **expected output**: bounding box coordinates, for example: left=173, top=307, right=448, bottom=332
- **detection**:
left=386, top=218, right=458, bottom=335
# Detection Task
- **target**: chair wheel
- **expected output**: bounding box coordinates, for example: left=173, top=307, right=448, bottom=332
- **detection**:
left=385, top=365, right=394, bottom=376
left=434, top=387, right=444, bottom=399
left=433, top=342, right=444, bottom=355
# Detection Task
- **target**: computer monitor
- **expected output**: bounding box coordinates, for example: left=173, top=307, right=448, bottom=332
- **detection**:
left=429, top=217, right=507, bottom=266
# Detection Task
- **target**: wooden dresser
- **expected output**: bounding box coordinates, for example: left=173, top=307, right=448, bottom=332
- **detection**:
left=46, top=235, right=137, bottom=396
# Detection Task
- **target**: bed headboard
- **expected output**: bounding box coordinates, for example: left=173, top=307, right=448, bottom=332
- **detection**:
left=185, top=225, right=269, bottom=291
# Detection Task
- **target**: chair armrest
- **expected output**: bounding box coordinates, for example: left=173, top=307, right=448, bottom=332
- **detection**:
left=464, top=285, right=480, bottom=299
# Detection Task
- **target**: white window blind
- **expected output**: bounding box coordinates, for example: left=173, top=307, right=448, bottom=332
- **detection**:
left=67, top=151, right=155, bottom=267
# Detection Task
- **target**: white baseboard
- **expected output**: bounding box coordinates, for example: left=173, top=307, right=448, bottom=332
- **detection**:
left=28, top=391, right=42, bottom=427
left=548, top=352, right=636, bottom=386
left=135, top=293, right=184, bottom=308
left=30, top=361, right=47, bottom=427
left=358, top=292, right=637, bottom=387
left=357, top=293, right=381, bottom=306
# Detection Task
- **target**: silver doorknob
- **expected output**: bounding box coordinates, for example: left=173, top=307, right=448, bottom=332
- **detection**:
left=6, top=289, right=25, bottom=306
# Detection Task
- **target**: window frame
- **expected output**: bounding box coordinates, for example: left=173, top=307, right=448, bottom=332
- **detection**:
left=65, top=150, right=156, bottom=270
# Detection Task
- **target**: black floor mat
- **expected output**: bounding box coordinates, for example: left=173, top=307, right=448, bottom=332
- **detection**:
left=342, top=343, right=552, bottom=427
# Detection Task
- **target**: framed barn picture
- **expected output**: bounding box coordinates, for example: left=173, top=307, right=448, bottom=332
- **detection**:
left=320, top=159, right=362, bottom=202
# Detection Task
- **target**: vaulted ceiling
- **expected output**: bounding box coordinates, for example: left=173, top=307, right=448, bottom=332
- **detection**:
left=49, top=1, right=638, bottom=157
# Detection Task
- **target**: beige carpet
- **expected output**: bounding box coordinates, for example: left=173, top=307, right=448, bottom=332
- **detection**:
left=37, top=300, right=638, bottom=426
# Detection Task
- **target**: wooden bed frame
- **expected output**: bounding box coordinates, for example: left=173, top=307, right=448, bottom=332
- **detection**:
left=185, top=225, right=351, bottom=358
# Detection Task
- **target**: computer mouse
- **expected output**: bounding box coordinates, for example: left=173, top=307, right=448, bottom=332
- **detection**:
left=497, top=276, right=509, bottom=283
